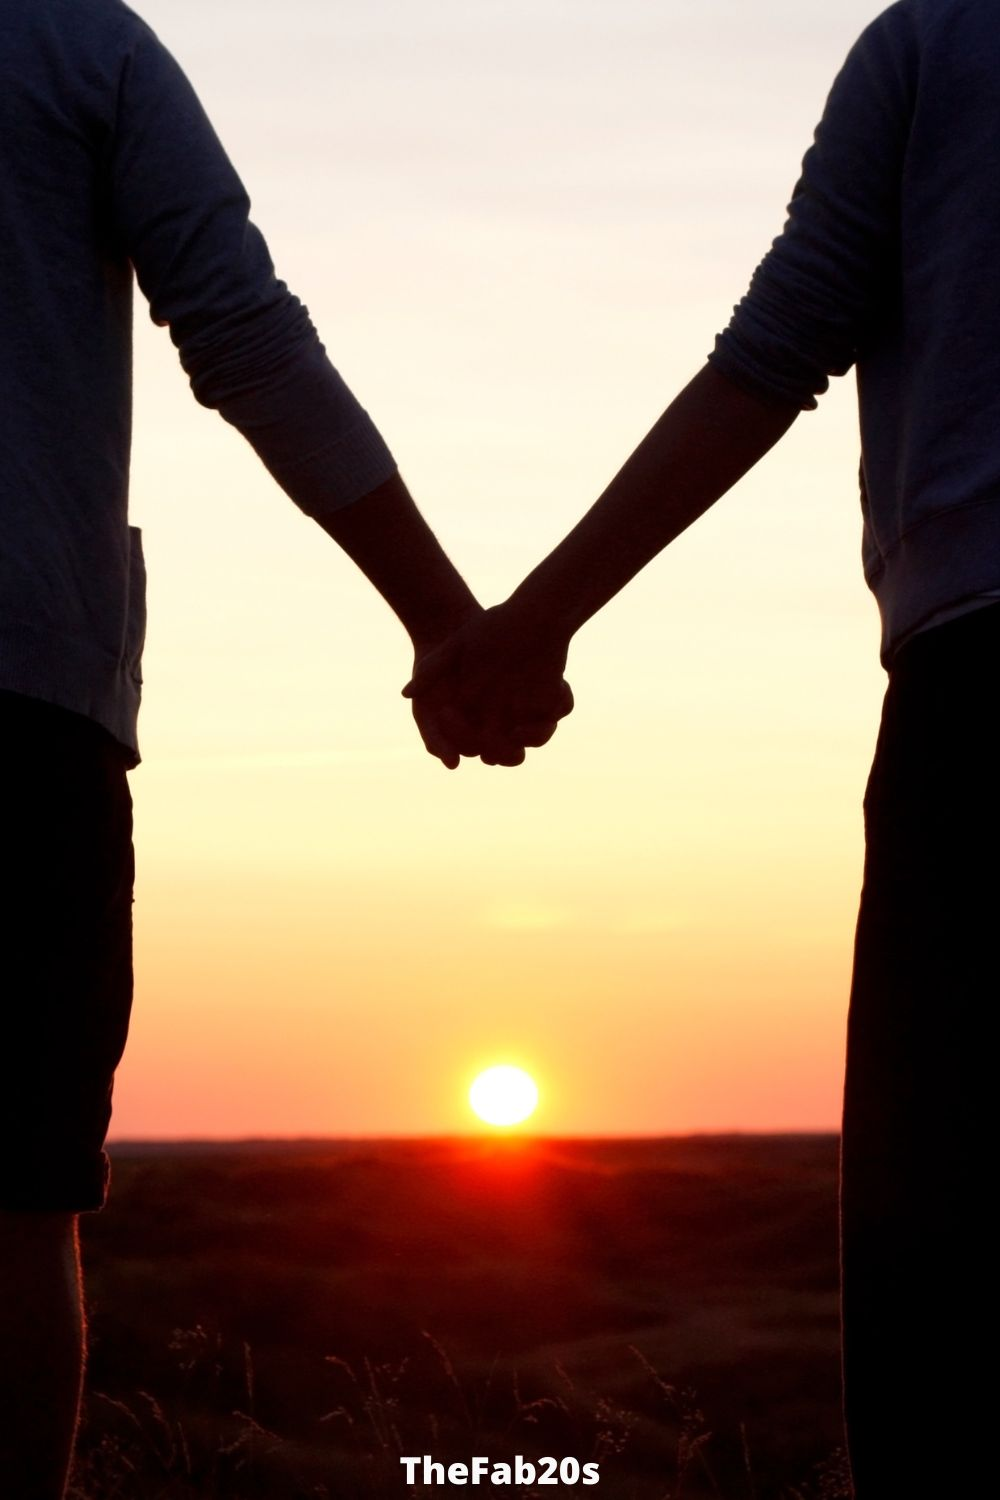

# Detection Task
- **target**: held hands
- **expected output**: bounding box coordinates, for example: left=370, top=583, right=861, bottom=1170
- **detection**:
left=404, top=602, right=574, bottom=768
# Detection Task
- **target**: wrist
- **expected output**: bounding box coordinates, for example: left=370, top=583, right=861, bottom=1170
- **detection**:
left=502, top=579, right=576, bottom=658
left=407, top=589, right=482, bottom=658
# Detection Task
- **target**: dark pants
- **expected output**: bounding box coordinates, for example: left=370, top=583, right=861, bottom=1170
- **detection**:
left=0, top=691, right=134, bottom=1212
left=841, top=603, right=998, bottom=1497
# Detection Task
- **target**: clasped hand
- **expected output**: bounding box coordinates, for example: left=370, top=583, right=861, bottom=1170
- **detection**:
left=404, top=603, right=573, bottom=767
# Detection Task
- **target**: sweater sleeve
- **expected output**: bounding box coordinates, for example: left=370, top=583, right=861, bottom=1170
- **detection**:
left=107, top=17, right=397, bottom=515
left=709, top=3, right=918, bottom=410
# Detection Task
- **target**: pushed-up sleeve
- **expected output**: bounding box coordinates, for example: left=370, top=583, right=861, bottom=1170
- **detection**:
left=108, top=19, right=397, bottom=514
left=710, top=6, right=917, bottom=410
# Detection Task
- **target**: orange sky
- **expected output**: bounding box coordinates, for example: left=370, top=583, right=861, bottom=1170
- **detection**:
left=110, top=0, right=889, bottom=1139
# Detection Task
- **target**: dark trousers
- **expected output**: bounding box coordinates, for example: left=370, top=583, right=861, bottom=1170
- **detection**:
left=0, top=691, right=134, bottom=1212
left=841, top=603, right=998, bottom=1497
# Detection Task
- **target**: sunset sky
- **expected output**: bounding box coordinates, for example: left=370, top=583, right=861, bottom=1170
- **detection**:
left=113, top=0, right=890, bottom=1139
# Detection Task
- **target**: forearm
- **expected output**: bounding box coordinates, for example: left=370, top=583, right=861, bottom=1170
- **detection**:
left=316, top=471, right=480, bottom=650
left=508, top=363, right=798, bottom=644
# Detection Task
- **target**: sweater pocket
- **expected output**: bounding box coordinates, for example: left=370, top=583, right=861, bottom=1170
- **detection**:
left=125, top=526, right=147, bottom=687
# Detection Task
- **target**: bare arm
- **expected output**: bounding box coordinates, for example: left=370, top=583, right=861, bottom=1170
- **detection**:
left=316, top=471, right=491, bottom=767
left=405, top=364, right=798, bottom=749
left=506, top=364, right=798, bottom=640
left=316, top=471, right=479, bottom=656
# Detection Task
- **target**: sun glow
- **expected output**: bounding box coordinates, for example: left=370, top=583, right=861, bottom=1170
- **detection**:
left=469, top=1066, right=539, bottom=1127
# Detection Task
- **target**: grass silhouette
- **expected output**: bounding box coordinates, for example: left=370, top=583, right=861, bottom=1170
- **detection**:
left=70, top=1331, right=852, bottom=1499
left=72, top=1136, right=847, bottom=1498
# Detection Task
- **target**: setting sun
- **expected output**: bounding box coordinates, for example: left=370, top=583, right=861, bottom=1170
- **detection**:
left=469, top=1066, right=539, bottom=1127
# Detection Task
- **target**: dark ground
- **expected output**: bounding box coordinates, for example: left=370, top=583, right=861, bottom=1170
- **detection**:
left=72, top=1134, right=847, bottom=1500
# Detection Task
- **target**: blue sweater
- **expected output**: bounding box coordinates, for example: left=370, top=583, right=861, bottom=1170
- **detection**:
left=710, top=0, right=1000, bottom=663
left=0, top=0, right=397, bottom=762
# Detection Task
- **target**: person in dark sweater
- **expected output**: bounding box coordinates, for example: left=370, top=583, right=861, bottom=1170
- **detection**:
left=0, top=2, right=569, bottom=1495
left=408, top=1, right=998, bottom=1493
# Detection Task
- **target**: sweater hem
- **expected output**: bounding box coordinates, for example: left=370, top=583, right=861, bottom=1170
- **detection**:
left=868, top=498, right=1000, bottom=667
left=0, top=626, right=141, bottom=765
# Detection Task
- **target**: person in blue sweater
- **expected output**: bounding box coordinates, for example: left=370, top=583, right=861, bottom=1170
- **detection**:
left=0, top=2, right=568, bottom=1495
left=409, top=0, right=997, bottom=1493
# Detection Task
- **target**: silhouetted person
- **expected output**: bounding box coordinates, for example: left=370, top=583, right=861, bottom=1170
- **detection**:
left=410, top=1, right=997, bottom=1492
left=0, top=2, right=570, bottom=1496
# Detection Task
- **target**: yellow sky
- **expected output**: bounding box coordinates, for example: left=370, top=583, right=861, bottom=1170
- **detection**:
left=112, top=0, right=889, bottom=1138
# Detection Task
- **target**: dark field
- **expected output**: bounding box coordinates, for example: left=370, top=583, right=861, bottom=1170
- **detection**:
left=72, top=1135, right=847, bottom=1500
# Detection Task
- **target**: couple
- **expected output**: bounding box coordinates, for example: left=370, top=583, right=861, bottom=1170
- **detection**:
left=2, top=1, right=995, bottom=1497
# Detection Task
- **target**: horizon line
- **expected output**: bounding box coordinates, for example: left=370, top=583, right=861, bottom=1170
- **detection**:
left=107, top=1127, right=840, bottom=1149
